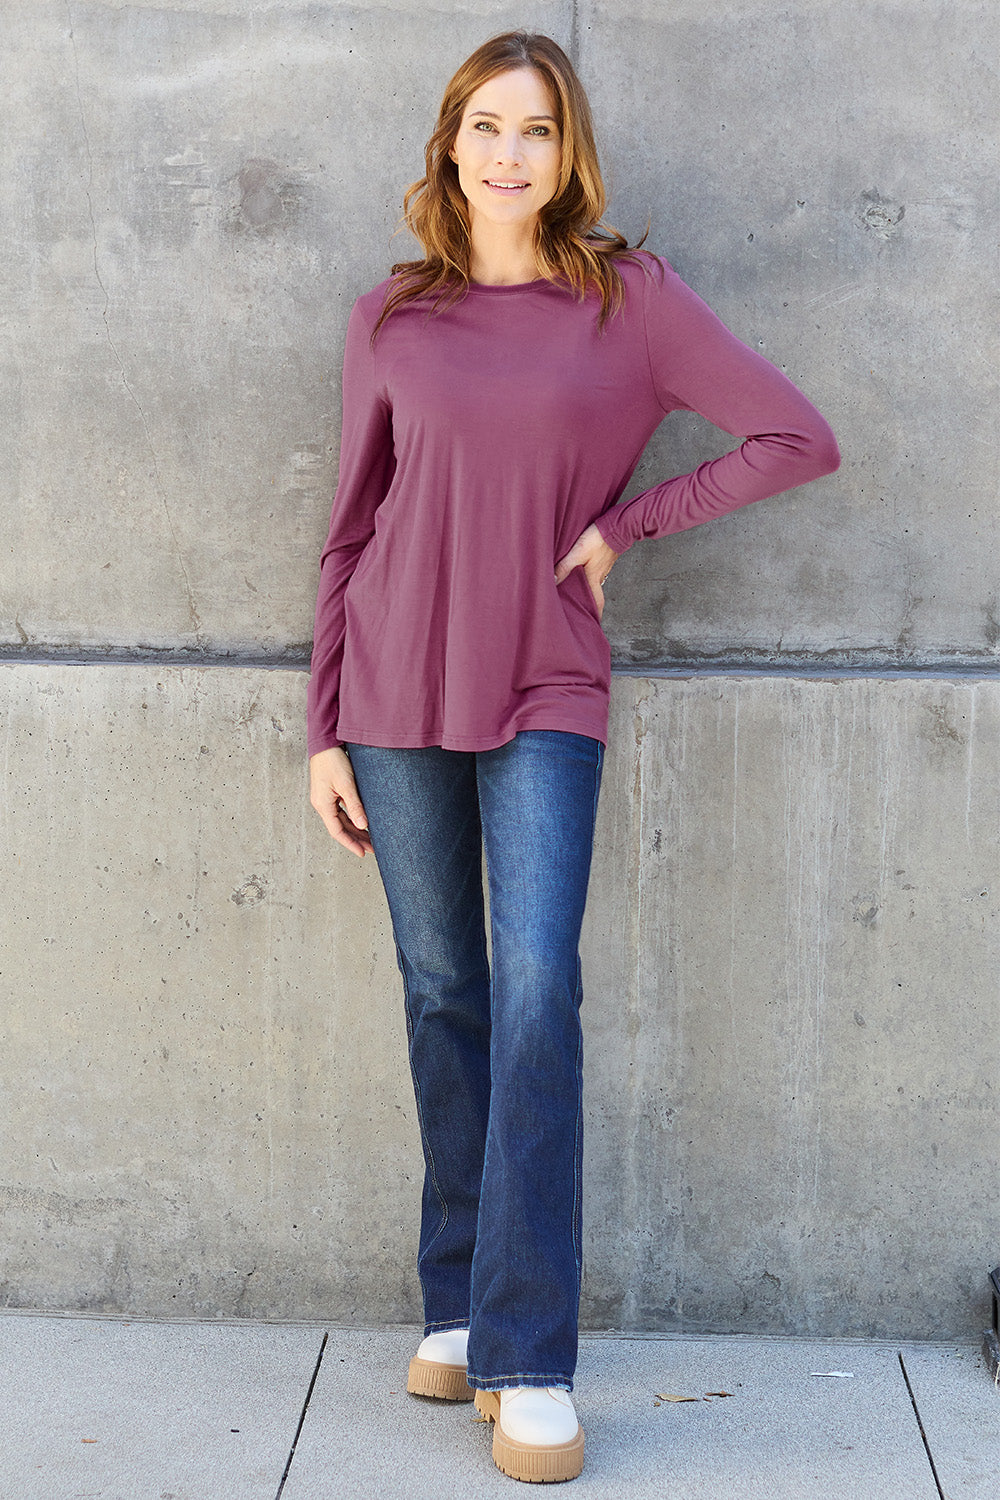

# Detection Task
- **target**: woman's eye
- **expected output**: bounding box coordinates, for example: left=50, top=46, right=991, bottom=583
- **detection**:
left=469, top=121, right=552, bottom=137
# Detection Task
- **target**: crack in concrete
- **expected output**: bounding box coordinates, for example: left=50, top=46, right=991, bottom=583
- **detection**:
left=898, top=1353, right=946, bottom=1499
left=274, top=1332, right=328, bottom=1500
left=65, top=3, right=203, bottom=645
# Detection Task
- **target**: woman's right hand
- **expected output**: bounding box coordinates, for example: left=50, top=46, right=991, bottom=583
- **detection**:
left=309, top=747, right=373, bottom=858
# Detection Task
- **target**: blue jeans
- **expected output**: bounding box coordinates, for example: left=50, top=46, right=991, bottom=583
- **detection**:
left=345, top=730, right=604, bottom=1391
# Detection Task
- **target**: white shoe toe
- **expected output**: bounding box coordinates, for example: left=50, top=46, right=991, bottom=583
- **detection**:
left=415, top=1327, right=469, bottom=1365
left=499, top=1386, right=580, bottom=1446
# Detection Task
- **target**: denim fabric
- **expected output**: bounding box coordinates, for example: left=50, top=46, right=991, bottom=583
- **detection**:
left=345, top=730, right=604, bottom=1391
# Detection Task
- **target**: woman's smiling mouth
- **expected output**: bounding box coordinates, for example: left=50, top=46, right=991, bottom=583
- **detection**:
left=484, top=179, right=530, bottom=194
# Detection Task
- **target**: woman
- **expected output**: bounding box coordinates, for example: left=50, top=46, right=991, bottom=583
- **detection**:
left=308, top=30, right=839, bottom=1484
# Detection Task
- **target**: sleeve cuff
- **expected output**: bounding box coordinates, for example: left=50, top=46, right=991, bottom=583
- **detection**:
left=594, top=510, right=635, bottom=556
left=307, top=734, right=343, bottom=758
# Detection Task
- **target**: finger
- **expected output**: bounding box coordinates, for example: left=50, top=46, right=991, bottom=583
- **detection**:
left=321, top=795, right=373, bottom=857
left=330, top=791, right=373, bottom=854
left=311, top=784, right=353, bottom=843
left=340, top=789, right=368, bottom=831
left=332, top=819, right=374, bottom=858
left=333, top=791, right=370, bottom=840
left=587, top=556, right=614, bottom=593
left=312, top=795, right=343, bottom=843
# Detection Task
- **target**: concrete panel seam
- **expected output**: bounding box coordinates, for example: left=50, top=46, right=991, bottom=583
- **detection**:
left=3, top=651, right=999, bottom=682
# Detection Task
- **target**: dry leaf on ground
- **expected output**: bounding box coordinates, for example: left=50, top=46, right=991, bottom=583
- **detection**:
left=654, top=1390, right=735, bottom=1404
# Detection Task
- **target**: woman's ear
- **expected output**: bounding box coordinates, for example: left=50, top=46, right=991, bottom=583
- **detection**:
left=448, top=146, right=457, bottom=163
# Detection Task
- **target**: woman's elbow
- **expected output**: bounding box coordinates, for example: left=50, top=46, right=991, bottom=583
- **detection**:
left=811, top=419, right=841, bottom=478
left=821, top=438, right=842, bottom=478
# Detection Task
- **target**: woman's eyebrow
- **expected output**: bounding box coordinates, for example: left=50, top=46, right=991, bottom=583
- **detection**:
left=469, top=110, right=558, bottom=123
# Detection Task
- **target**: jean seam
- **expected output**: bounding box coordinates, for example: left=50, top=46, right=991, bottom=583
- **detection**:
left=571, top=960, right=583, bottom=1288
left=396, top=941, right=449, bottom=1258
left=572, top=745, right=602, bottom=1288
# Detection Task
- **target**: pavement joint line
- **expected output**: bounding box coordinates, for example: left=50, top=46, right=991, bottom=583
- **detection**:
left=274, top=1329, right=328, bottom=1500
left=897, top=1351, right=946, bottom=1500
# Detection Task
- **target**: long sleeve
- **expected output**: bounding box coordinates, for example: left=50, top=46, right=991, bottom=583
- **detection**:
left=594, top=258, right=840, bottom=555
left=306, top=298, right=395, bottom=756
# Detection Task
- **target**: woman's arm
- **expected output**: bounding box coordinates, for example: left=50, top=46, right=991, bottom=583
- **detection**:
left=307, top=296, right=395, bottom=759
left=594, top=256, right=840, bottom=555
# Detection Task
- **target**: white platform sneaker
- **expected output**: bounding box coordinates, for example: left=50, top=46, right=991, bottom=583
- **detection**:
left=474, top=1385, right=584, bottom=1483
left=406, top=1327, right=474, bottom=1402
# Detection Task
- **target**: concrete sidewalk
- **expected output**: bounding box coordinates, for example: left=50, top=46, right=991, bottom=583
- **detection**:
left=1, top=1315, right=995, bottom=1499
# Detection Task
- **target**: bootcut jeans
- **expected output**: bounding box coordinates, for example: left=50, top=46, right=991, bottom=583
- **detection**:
left=345, top=730, right=604, bottom=1392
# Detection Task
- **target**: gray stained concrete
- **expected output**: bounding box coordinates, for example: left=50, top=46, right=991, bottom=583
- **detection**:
left=2, top=0, right=995, bottom=667
left=1, top=1314, right=320, bottom=1499
left=3, top=0, right=998, bottom=1346
left=3, top=1316, right=996, bottom=1500
left=2, top=664, right=999, bottom=1338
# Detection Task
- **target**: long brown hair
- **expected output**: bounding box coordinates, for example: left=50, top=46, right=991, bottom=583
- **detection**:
left=373, top=31, right=643, bottom=336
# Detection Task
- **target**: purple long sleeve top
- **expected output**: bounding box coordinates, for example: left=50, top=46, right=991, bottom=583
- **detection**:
left=307, top=252, right=840, bottom=755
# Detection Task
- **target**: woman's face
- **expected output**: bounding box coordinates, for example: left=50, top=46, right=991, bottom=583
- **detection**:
left=448, top=67, right=562, bottom=237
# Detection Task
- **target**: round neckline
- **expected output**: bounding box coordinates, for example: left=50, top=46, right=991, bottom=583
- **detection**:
left=465, top=277, right=548, bottom=293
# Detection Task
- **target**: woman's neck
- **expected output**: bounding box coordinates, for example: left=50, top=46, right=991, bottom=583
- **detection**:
left=468, top=220, right=541, bottom=286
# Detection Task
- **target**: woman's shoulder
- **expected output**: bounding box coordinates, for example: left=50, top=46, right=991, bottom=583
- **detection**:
left=610, top=250, right=709, bottom=326
left=350, top=268, right=451, bottom=333
left=350, top=274, right=399, bottom=323
left=611, top=248, right=676, bottom=291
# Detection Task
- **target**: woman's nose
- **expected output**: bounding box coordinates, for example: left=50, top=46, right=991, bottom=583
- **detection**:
left=494, top=133, right=522, bottom=165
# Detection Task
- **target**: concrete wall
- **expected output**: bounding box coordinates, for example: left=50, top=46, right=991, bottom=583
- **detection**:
left=4, top=0, right=995, bottom=666
left=4, top=666, right=998, bottom=1336
left=2, top=1, right=997, bottom=1336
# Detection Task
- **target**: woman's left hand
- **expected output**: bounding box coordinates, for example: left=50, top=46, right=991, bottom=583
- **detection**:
left=554, top=523, right=621, bottom=621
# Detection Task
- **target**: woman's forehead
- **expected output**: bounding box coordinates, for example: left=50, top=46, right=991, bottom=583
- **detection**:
left=462, top=67, right=558, bottom=119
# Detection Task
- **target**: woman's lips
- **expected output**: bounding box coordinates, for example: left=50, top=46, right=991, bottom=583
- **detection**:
left=484, top=179, right=529, bottom=195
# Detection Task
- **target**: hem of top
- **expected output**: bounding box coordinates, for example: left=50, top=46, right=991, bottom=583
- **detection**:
left=335, top=715, right=608, bottom=753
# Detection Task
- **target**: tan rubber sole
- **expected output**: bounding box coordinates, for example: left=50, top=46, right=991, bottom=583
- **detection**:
left=474, top=1389, right=585, bottom=1483
left=406, top=1354, right=475, bottom=1402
